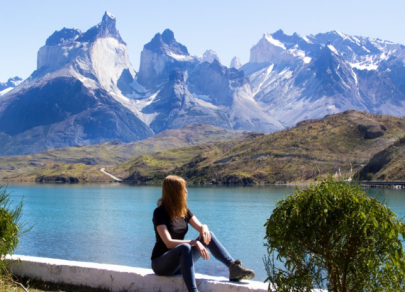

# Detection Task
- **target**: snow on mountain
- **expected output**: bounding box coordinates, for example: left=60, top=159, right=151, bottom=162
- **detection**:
left=141, top=68, right=232, bottom=133
left=241, top=29, right=405, bottom=126
left=201, top=50, right=221, bottom=64
left=250, top=33, right=286, bottom=63
left=136, top=29, right=283, bottom=133
left=311, top=30, right=402, bottom=71
left=0, top=77, right=23, bottom=96
left=0, top=88, right=13, bottom=96
left=230, top=56, right=242, bottom=69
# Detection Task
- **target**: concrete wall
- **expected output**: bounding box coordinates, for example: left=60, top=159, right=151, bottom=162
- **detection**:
left=7, top=255, right=269, bottom=292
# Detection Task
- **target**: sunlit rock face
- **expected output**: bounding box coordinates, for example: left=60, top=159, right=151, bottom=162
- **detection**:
left=250, top=33, right=287, bottom=64
left=36, top=11, right=135, bottom=96
left=137, top=29, right=197, bottom=89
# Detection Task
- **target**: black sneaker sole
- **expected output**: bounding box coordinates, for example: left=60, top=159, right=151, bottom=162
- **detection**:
left=230, top=271, right=255, bottom=282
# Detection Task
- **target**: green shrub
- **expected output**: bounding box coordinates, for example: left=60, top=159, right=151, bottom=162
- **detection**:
left=264, top=177, right=405, bottom=292
left=0, top=185, right=26, bottom=271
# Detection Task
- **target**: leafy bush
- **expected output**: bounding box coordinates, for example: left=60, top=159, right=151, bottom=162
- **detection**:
left=0, top=185, right=26, bottom=271
left=264, top=177, right=405, bottom=292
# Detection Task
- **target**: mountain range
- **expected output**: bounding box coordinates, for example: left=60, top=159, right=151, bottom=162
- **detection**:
left=2, top=12, right=405, bottom=155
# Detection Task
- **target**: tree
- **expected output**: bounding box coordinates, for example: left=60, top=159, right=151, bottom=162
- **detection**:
left=264, top=177, right=405, bottom=292
left=0, top=185, right=26, bottom=272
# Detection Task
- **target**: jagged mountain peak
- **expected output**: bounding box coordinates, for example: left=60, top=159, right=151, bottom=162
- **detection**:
left=261, top=33, right=286, bottom=49
left=230, top=56, right=242, bottom=69
left=201, top=49, right=221, bottom=64
left=137, top=29, right=195, bottom=88
left=161, top=29, right=175, bottom=44
left=269, top=30, right=320, bottom=53
left=4, top=76, right=23, bottom=86
left=144, top=29, right=189, bottom=56
left=46, top=28, right=82, bottom=46
left=77, top=11, right=125, bottom=44
left=103, top=11, right=115, bottom=20
left=249, top=32, right=286, bottom=63
left=271, top=30, right=301, bottom=42
left=43, top=12, right=123, bottom=48
left=36, top=10, right=133, bottom=85
left=271, top=29, right=294, bottom=42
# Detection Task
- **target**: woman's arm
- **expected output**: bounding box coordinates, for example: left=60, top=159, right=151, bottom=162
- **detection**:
left=156, top=224, right=210, bottom=260
left=189, top=216, right=211, bottom=245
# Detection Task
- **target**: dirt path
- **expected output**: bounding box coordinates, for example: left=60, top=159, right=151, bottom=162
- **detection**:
left=100, top=168, right=122, bottom=181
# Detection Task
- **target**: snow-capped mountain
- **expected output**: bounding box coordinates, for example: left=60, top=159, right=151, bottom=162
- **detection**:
left=241, top=30, right=405, bottom=125
left=0, top=15, right=282, bottom=155
left=3, top=13, right=405, bottom=155
left=134, top=29, right=283, bottom=134
left=0, top=77, right=23, bottom=96
left=0, top=12, right=153, bottom=155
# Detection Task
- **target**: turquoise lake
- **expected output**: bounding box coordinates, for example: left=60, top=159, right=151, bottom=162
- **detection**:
left=5, top=183, right=405, bottom=282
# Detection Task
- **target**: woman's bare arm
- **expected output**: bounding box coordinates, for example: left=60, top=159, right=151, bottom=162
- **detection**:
left=156, top=224, right=210, bottom=259
left=156, top=225, right=196, bottom=249
left=189, top=216, right=211, bottom=245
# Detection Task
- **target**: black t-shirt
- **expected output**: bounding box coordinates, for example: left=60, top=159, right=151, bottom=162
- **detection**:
left=151, top=205, right=194, bottom=260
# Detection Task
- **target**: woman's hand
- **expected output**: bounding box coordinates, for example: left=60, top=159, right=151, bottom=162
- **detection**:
left=199, top=224, right=211, bottom=245
left=196, top=241, right=210, bottom=260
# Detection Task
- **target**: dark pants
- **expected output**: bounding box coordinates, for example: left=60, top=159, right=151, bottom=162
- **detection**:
left=151, top=231, right=234, bottom=292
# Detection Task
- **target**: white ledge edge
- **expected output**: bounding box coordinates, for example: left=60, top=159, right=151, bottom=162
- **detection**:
left=6, top=255, right=269, bottom=292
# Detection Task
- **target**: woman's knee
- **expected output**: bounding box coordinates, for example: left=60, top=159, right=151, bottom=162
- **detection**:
left=177, top=243, right=192, bottom=253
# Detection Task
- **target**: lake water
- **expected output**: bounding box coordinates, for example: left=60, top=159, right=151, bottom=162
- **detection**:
left=5, top=183, right=405, bottom=282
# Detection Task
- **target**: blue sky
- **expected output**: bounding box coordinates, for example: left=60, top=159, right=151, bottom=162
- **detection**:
left=1, top=0, right=404, bottom=81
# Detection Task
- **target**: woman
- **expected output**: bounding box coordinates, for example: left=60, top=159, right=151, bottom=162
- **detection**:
left=151, top=175, right=255, bottom=292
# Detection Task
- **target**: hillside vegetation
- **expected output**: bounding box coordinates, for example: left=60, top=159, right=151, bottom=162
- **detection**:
left=109, top=111, right=405, bottom=184
left=2, top=111, right=404, bottom=184
left=358, top=136, right=405, bottom=181
left=0, top=124, right=246, bottom=181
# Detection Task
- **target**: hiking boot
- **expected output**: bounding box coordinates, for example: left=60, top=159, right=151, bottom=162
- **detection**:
left=229, top=259, right=255, bottom=281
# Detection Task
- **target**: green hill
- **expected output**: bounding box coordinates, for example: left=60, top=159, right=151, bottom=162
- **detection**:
left=0, top=124, right=246, bottom=181
left=358, top=136, right=405, bottom=181
left=109, top=111, right=405, bottom=184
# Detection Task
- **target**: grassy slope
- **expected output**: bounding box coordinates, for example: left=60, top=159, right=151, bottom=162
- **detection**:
left=110, top=133, right=262, bottom=181
left=358, top=136, right=405, bottom=181
left=0, top=124, right=246, bottom=181
left=111, top=111, right=405, bottom=184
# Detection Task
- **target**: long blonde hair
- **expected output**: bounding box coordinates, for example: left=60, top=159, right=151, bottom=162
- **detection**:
left=158, top=175, right=188, bottom=220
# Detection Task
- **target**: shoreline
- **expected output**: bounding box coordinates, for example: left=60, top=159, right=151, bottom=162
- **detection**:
left=2, top=179, right=405, bottom=188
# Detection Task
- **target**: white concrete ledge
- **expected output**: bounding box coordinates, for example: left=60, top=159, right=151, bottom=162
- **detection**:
left=7, top=255, right=268, bottom=292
